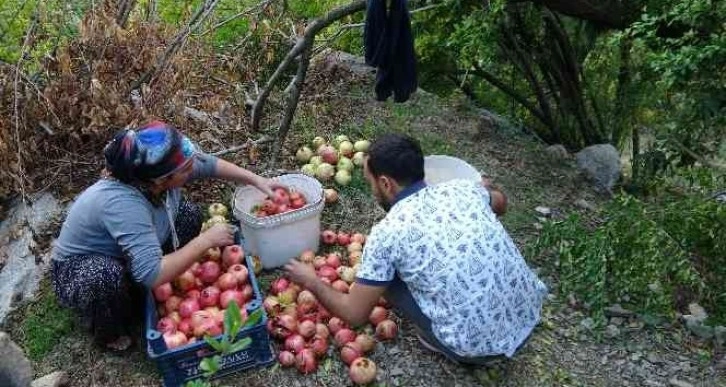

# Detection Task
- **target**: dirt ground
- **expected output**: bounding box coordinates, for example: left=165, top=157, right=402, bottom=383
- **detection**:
left=6, top=60, right=726, bottom=387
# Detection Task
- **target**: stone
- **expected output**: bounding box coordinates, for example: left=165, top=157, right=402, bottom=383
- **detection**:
left=534, top=206, right=552, bottom=216
left=0, top=193, right=65, bottom=325
left=668, top=378, right=694, bottom=387
left=32, top=371, right=70, bottom=387
left=580, top=317, right=595, bottom=331
left=686, top=303, right=707, bottom=322
left=605, top=324, right=621, bottom=338
left=575, top=144, right=621, bottom=193
left=610, top=317, right=625, bottom=326
left=0, top=332, right=33, bottom=387
left=575, top=199, right=596, bottom=211
left=715, top=326, right=726, bottom=346
left=545, top=144, right=570, bottom=161
left=684, top=318, right=714, bottom=340
left=605, top=304, right=634, bottom=318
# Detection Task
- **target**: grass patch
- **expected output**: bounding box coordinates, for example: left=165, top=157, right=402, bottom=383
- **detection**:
left=19, top=280, right=75, bottom=361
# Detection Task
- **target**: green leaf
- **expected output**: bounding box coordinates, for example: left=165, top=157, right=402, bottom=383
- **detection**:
left=204, top=335, right=226, bottom=353
left=243, top=309, right=264, bottom=328
left=228, top=337, right=252, bottom=353
left=199, top=355, right=221, bottom=378
left=225, top=300, right=242, bottom=340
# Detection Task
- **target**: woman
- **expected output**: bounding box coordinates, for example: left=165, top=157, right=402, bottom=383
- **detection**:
left=51, top=120, right=281, bottom=350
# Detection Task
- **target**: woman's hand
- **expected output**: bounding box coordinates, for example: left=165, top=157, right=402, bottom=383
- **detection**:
left=253, top=175, right=287, bottom=198
left=200, top=223, right=235, bottom=248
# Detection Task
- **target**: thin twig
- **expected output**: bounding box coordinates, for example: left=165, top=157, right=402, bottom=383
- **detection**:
left=198, top=0, right=273, bottom=37
left=212, top=136, right=273, bottom=156
left=12, top=6, right=39, bottom=203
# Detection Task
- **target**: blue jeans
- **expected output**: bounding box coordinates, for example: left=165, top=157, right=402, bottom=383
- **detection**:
left=384, top=275, right=507, bottom=365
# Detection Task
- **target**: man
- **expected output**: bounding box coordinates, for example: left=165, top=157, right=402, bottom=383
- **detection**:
left=285, top=133, right=548, bottom=364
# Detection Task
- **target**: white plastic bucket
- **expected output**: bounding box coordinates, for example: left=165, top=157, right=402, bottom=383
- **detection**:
left=231, top=173, right=324, bottom=269
left=424, top=155, right=482, bottom=185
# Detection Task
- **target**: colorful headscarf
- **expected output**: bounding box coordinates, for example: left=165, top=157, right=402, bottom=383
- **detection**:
left=104, top=120, right=197, bottom=183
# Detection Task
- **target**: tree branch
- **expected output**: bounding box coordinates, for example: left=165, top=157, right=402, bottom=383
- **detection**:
left=198, top=0, right=273, bottom=37
left=132, top=0, right=220, bottom=89
left=519, top=0, right=637, bottom=30
left=251, top=0, right=366, bottom=132
left=116, top=0, right=137, bottom=28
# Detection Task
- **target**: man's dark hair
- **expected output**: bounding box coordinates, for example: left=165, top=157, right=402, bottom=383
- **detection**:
left=367, top=133, right=424, bottom=186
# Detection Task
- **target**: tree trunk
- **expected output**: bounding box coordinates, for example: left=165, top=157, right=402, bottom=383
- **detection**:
left=521, top=0, right=639, bottom=30
left=116, top=0, right=137, bottom=28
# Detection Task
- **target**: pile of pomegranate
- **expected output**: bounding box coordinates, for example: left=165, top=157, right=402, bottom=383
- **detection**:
left=264, top=230, right=397, bottom=385
left=152, top=205, right=257, bottom=350
left=296, top=135, right=371, bottom=186
left=249, top=186, right=309, bottom=218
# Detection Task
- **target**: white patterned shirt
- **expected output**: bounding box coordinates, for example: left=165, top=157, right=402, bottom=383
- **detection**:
left=356, top=179, right=548, bottom=357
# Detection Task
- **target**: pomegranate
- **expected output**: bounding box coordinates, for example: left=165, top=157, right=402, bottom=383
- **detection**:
left=319, top=145, right=338, bottom=164
left=270, top=277, right=290, bottom=295
left=272, top=187, right=291, bottom=205
left=377, top=297, right=391, bottom=308
left=321, top=230, right=337, bottom=245
left=337, top=266, right=356, bottom=284
left=297, top=302, right=316, bottom=317
left=281, top=304, right=298, bottom=320
left=328, top=317, right=346, bottom=335
left=349, top=357, right=377, bottom=385
left=336, top=232, right=351, bottom=246
left=177, top=319, right=192, bottom=336
left=352, top=151, right=365, bottom=166
left=350, top=233, right=366, bottom=244
left=198, top=286, right=220, bottom=308
left=295, top=348, right=318, bottom=374
left=375, top=319, right=398, bottom=340
left=337, top=155, right=354, bottom=171
left=219, top=289, right=244, bottom=308
left=163, top=330, right=188, bottom=349
left=227, top=263, right=249, bottom=285
left=297, top=290, right=317, bottom=305
left=278, top=288, right=298, bottom=305
left=317, top=307, right=332, bottom=322
left=316, top=163, right=336, bottom=181
left=278, top=350, right=296, bottom=367
left=222, top=245, right=244, bottom=268
left=332, top=280, right=350, bottom=293
left=369, top=306, right=388, bottom=326
left=175, top=270, right=196, bottom=291
left=335, top=170, right=352, bottom=186
left=275, top=314, right=298, bottom=334
left=315, top=323, right=330, bottom=340
left=324, top=188, right=338, bottom=204
left=206, top=247, right=221, bottom=261
left=186, top=289, right=201, bottom=300
left=165, top=296, right=183, bottom=313
left=347, top=242, right=363, bottom=253
left=339, top=141, right=355, bottom=158
left=320, top=277, right=332, bottom=286
left=296, top=146, right=314, bottom=163
left=334, top=328, right=357, bottom=347
left=325, top=253, right=342, bottom=268
left=290, top=197, right=306, bottom=210
left=355, top=333, right=376, bottom=353
left=312, top=136, right=326, bottom=150
left=194, top=319, right=223, bottom=337
left=348, top=251, right=362, bottom=266
left=153, top=283, right=173, bottom=302
left=190, top=262, right=202, bottom=277
left=341, top=341, right=363, bottom=365
left=167, top=311, right=181, bottom=323
left=179, top=298, right=201, bottom=318
left=261, top=199, right=278, bottom=215
left=298, top=320, right=316, bottom=339
left=190, top=310, right=213, bottom=328
left=216, top=273, right=237, bottom=291
left=263, top=296, right=281, bottom=316
left=318, top=266, right=339, bottom=282
left=299, top=250, right=315, bottom=264
left=199, top=261, right=221, bottom=284
left=354, top=140, right=371, bottom=153
left=313, top=256, right=327, bottom=270
left=285, top=334, right=306, bottom=353
left=156, top=317, right=177, bottom=333
left=310, top=336, right=329, bottom=357
left=241, top=284, right=254, bottom=302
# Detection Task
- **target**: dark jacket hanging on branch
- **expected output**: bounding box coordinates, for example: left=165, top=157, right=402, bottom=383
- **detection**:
left=364, top=0, right=418, bottom=103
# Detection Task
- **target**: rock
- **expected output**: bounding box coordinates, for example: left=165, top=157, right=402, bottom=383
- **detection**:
left=610, top=317, right=625, bottom=326
left=644, top=379, right=665, bottom=387
left=684, top=318, right=713, bottom=339
left=545, top=144, right=570, bottom=161
left=0, top=332, right=33, bottom=387
left=534, top=206, right=552, bottom=216
left=605, top=304, right=634, bottom=318
left=32, top=371, right=70, bottom=387
left=714, top=326, right=726, bottom=346
left=575, top=144, right=621, bottom=193
left=686, top=303, right=707, bottom=322
left=0, top=193, right=65, bottom=325
left=580, top=317, right=595, bottom=331
left=668, top=378, right=694, bottom=387
left=605, top=324, right=620, bottom=338
left=574, top=199, right=596, bottom=211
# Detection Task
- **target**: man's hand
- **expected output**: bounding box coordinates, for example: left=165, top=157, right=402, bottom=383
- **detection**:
left=284, top=259, right=318, bottom=288
left=481, top=176, right=507, bottom=216
left=254, top=176, right=289, bottom=198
